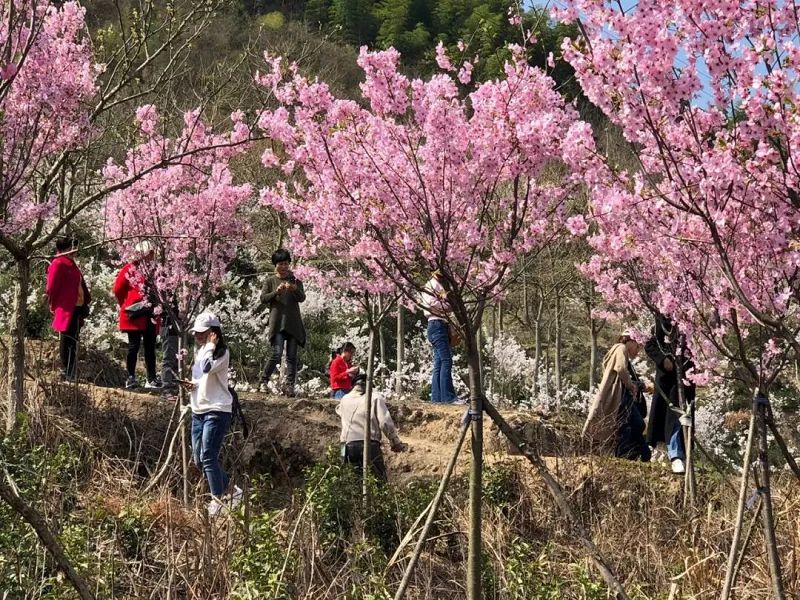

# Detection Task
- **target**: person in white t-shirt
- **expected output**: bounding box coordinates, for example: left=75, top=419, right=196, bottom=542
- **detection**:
left=420, top=272, right=462, bottom=404
left=188, top=312, right=242, bottom=516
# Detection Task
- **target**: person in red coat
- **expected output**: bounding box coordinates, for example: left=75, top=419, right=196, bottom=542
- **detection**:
left=45, top=237, right=90, bottom=381
left=329, top=342, right=359, bottom=399
left=113, top=241, right=161, bottom=390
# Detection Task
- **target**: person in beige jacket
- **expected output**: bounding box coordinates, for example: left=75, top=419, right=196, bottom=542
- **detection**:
left=583, top=331, right=651, bottom=462
left=336, top=374, right=407, bottom=480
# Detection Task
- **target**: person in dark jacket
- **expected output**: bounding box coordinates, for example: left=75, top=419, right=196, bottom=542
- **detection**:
left=257, top=248, right=306, bottom=397
left=645, top=314, right=695, bottom=474
left=45, top=237, right=91, bottom=381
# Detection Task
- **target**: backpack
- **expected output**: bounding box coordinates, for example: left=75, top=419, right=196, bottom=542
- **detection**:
left=229, top=386, right=250, bottom=439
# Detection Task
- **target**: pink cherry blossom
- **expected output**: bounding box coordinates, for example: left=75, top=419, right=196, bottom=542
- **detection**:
left=104, top=109, right=253, bottom=330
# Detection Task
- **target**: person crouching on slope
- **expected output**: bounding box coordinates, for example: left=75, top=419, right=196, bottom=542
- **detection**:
left=330, top=342, right=360, bottom=399
left=188, top=312, right=242, bottom=516
left=336, top=374, right=407, bottom=481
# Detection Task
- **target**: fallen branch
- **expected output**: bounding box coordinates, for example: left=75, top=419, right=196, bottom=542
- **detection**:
left=483, top=400, right=630, bottom=600
left=143, top=405, right=191, bottom=495
left=0, top=468, right=95, bottom=600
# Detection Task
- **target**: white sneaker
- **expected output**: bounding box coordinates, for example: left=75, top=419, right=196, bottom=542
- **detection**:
left=230, top=485, right=243, bottom=510
left=207, top=497, right=225, bottom=517
left=671, top=458, right=686, bottom=474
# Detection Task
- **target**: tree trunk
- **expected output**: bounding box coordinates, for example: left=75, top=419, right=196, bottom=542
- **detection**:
left=756, top=396, right=785, bottom=599
left=465, top=331, right=483, bottom=600
left=179, top=334, right=190, bottom=505
left=587, top=302, right=599, bottom=392
left=378, top=298, right=387, bottom=380
left=720, top=405, right=758, bottom=600
left=395, top=305, right=404, bottom=396
left=488, top=307, right=496, bottom=400
left=0, top=474, right=95, bottom=600
left=6, top=257, right=30, bottom=432
left=362, top=327, right=377, bottom=502
left=532, top=295, right=543, bottom=397
left=673, top=336, right=696, bottom=506
left=497, top=301, right=504, bottom=333
left=554, top=293, right=562, bottom=403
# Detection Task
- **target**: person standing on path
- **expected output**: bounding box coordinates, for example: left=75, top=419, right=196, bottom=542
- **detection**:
left=257, top=248, right=306, bottom=397
left=45, top=237, right=91, bottom=381
left=161, top=297, right=180, bottom=392
left=187, top=312, right=242, bottom=517
left=420, top=271, right=463, bottom=404
left=645, top=314, right=693, bottom=474
left=113, top=241, right=161, bottom=390
left=583, top=331, right=651, bottom=462
left=336, top=374, right=407, bottom=481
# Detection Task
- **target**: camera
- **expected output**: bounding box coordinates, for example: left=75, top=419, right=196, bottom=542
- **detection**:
left=285, top=275, right=297, bottom=284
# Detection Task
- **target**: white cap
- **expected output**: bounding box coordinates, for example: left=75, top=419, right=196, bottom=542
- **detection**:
left=134, top=240, right=154, bottom=255
left=190, top=312, right=221, bottom=333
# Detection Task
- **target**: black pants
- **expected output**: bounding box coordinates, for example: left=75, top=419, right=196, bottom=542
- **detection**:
left=342, top=440, right=387, bottom=482
left=60, top=311, right=82, bottom=378
left=126, top=320, right=157, bottom=381
left=261, top=331, right=299, bottom=386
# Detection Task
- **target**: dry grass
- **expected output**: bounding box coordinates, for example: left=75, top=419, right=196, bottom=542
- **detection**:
left=3, top=354, right=800, bottom=599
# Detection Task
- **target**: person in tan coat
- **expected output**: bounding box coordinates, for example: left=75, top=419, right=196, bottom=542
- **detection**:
left=583, top=331, right=651, bottom=462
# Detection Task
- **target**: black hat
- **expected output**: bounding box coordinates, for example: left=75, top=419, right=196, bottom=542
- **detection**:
left=352, top=373, right=367, bottom=387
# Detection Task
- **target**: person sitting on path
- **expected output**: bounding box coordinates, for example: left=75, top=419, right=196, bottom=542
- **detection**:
left=330, top=342, right=359, bottom=399
left=112, top=241, right=161, bottom=390
left=45, top=237, right=91, bottom=382
left=257, top=248, right=306, bottom=397
left=187, top=312, right=242, bottom=517
left=336, top=374, right=407, bottom=481
left=645, top=314, right=694, bottom=474
left=583, top=330, right=651, bottom=462
left=420, top=271, right=465, bottom=404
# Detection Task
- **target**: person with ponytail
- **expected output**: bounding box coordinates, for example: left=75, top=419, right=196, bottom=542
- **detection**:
left=188, top=312, right=242, bottom=516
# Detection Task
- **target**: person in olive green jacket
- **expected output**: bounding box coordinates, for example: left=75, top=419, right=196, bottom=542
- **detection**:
left=257, top=249, right=306, bottom=396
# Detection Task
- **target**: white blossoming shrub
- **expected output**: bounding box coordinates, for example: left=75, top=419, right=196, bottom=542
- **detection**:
left=80, top=259, right=126, bottom=353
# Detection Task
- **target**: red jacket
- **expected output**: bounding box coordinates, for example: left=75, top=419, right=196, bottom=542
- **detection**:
left=330, top=355, right=353, bottom=391
left=45, top=255, right=90, bottom=333
left=112, top=262, right=157, bottom=332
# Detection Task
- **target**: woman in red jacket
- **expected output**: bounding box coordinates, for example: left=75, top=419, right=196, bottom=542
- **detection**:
left=113, top=242, right=161, bottom=390
left=329, top=342, right=359, bottom=399
left=45, top=237, right=90, bottom=381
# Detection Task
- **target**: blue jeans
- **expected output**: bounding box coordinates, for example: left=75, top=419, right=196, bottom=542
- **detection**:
left=615, top=392, right=651, bottom=462
left=427, top=319, right=456, bottom=403
left=667, top=420, right=685, bottom=461
left=333, top=388, right=350, bottom=399
left=191, top=411, right=231, bottom=497
left=262, top=331, right=299, bottom=386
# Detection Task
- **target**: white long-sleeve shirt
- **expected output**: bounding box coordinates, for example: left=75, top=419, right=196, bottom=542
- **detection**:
left=191, top=343, right=232, bottom=414
left=420, top=277, right=449, bottom=321
left=336, top=389, right=401, bottom=445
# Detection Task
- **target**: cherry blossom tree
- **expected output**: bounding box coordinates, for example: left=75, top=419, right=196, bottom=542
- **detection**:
left=103, top=106, right=253, bottom=333
left=0, top=0, right=97, bottom=428
left=557, top=1, right=800, bottom=596
left=255, top=44, right=628, bottom=599
left=0, top=0, right=236, bottom=430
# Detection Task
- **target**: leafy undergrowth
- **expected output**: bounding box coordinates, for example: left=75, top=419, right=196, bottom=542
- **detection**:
left=2, top=382, right=799, bottom=599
